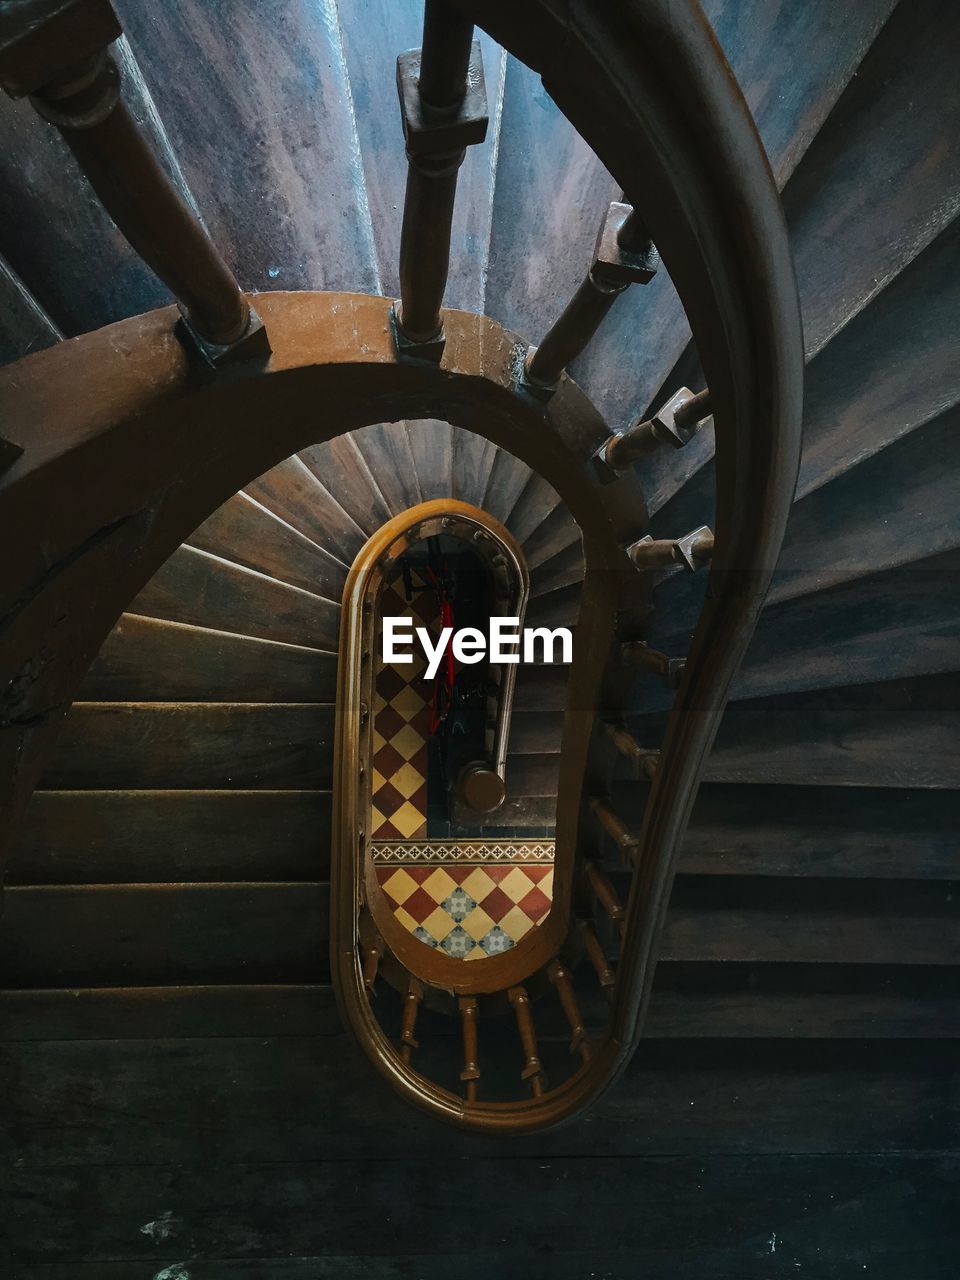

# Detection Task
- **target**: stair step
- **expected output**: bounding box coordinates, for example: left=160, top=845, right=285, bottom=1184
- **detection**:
left=530, top=541, right=585, bottom=597
left=628, top=673, right=960, bottom=789
left=0, top=883, right=331, bottom=987
left=244, top=456, right=364, bottom=564
left=638, top=545, right=960, bottom=710
left=9, top=790, right=333, bottom=886
left=189, top=491, right=347, bottom=601
left=3, top=875, right=955, bottom=990
left=131, top=543, right=339, bottom=650
left=610, top=783, right=960, bottom=880
left=115, top=0, right=381, bottom=296
left=81, top=614, right=336, bottom=703
left=40, top=703, right=335, bottom=791
left=299, top=438, right=393, bottom=536
left=404, top=419, right=453, bottom=502
left=3, top=964, right=957, bottom=1042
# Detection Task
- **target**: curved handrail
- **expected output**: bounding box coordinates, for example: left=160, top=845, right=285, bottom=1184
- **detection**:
left=330, top=0, right=803, bottom=1128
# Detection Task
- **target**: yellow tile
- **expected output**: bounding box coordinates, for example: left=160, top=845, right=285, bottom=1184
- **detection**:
left=422, top=906, right=452, bottom=941
left=394, top=905, right=419, bottom=934
left=370, top=805, right=387, bottom=836
left=371, top=728, right=386, bottom=754
left=461, top=868, right=495, bottom=901
left=391, top=722, right=426, bottom=761
left=499, top=905, right=536, bottom=943
left=371, top=768, right=387, bottom=794
left=500, top=866, right=535, bottom=904
left=389, top=800, right=427, bottom=839
left=461, top=906, right=495, bottom=942
left=391, top=760, right=426, bottom=800
left=373, top=692, right=388, bottom=715
left=541, top=868, right=555, bottom=897
left=392, top=684, right=427, bottom=722
left=463, top=944, right=486, bottom=961
left=422, top=866, right=457, bottom=901
left=381, top=867, right=417, bottom=905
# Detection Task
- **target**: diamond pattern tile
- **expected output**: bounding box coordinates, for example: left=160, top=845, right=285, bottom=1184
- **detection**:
left=374, top=860, right=555, bottom=960
left=369, top=573, right=440, bottom=841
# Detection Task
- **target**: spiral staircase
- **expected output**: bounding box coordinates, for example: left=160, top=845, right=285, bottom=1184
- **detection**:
left=0, top=0, right=958, bottom=1273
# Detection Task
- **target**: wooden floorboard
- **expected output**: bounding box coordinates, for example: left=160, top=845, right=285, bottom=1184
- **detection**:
left=2, top=968, right=957, bottom=1043
left=2, top=1154, right=957, bottom=1277
left=1, top=1038, right=955, bottom=1167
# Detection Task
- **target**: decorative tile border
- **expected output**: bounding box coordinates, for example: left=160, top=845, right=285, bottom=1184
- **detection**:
left=371, top=839, right=555, bottom=865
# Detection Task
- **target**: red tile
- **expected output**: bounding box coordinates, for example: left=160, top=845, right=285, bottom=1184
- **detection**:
left=523, top=865, right=554, bottom=884
left=372, top=741, right=404, bottom=782
left=373, top=779, right=405, bottom=817
left=405, top=865, right=439, bottom=885
left=483, top=865, right=515, bottom=884
left=517, top=885, right=552, bottom=922
left=373, top=703, right=406, bottom=741
left=477, top=884, right=513, bottom=922
left=402, top=886, right=439, bottom=924
left=376, top=665, right=407, bottom=702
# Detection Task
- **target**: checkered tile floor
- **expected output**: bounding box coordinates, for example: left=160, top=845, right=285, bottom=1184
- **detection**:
left=370, top=578, right=440, bottom=841
left=376, top=862, right=554, bottom=959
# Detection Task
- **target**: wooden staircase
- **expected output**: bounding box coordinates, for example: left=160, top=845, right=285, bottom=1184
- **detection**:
left=0, top=0, right=958, bottom=1271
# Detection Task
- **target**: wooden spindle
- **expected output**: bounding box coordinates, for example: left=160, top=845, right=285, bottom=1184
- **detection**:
left=547, top=959, right=591, bottom=1063
left=418, top=0, right=474, bottom=109
left=524, top=200, right=656, bottom=390
left=524, top=272, right=626, bottom=388
left=621, top=641, right=685, bottom=689
left=362, top=937, right=383, bottom=992
left=399, top=976, right=424, bottom=1064
left=458, top=995, right=481, bottom=1102
left=508, top=986, right=546, bottom=1097
left=590, top=796, right=643, bottom=862
left=578, top=919, right=616, bottom=997
left=600, top=725, right=660, bottom=781
left=0, top=7, right=266, bottom=364
left=627, top=526, right=715, bottom=573
left=394, top=2, right=488, bottom=351
left=603, top=387, right=713, bottom=470
left=585, top=861, right=625, bottom=938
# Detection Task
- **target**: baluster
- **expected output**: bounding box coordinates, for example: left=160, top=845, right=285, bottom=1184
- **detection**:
left=598, top=726, right=659, bottom=781
left=585, top=861, right=625, bottom=938
left=594, top=388, right=713, bottom=478
left=547, top=959, right=591, bottom=1064
left=590, top=795, right=644, bottom=861
left=362, top=937, right=383, bottom=992
left=523, top=200, right=658, bottom=392
left=508, top=985, right=546, bottom=1097
left=394, top=0, right=488, bottom=356
left=578, top=918, right=616, bottom=998
left=627, top=526, right=714, bottom=573
left=0, top=0, right=268, bottom=366
left=458, top=995, right=481, bottom=1102
left=621, top=641, right=685, bottom=689
left=399, top=975, right=424, bottom=1064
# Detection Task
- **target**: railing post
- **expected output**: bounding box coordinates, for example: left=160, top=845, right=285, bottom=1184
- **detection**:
left=0, top=0, right=268, bottom=367
left=594, top=387, right=713, bottom=479
left=523, top=200, right=658, bottom=393
left=393, top=0, right=488, bottom=357
left=458, top=995, right=481, bottom=1102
